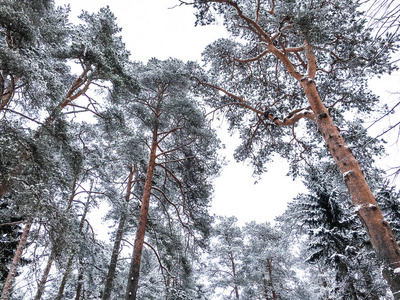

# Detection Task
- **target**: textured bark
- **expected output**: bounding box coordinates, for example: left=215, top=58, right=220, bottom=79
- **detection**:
left=103, top=166, right=135, bottom=300
left=125, top=124, right=159, bottom=300
left=1, top=218, right=32, bottom=300
left=278, top=41, right=400, bottom=297
left=300, top=75, right=400, bottom=297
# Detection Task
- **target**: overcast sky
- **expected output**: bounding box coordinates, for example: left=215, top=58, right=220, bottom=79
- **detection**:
left=54, top=0, right=399, bottom=226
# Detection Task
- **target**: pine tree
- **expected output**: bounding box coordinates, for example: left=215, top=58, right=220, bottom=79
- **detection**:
left=180, top=0, right=400, bottom=294
left=120, top=58, right=220, bottom=299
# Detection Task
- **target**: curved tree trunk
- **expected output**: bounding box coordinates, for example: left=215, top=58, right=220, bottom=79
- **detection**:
left=125, top=123, right=159, bottom=300
left=1, top=218, right=33, bottom=300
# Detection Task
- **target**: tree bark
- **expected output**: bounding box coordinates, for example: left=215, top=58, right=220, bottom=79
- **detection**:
left=229, top=251, right=240, bottom=299
left=262, top=273, right=270, bottom=300
left=55, top=255, right=74, bottom=300
left=125, top=122, right=159, bottom=300
left=34, top=252, right=55, bottom=300
left=75, top=260, right=84, bottom=300
left=34, top=177, right=77, bottom=300
left=56, top=185, right=92, bottom=300
left=103, top=166, right=135, bottom=300
left=298, top=50, right=400, bottom=297
left=1, top=218, right=33, bottom=300
left=270, top=39, right=400, bottom=296
left=266, top=259, right=276, bottom=300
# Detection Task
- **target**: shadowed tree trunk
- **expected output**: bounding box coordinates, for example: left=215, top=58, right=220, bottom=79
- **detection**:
left=262, top=273, right=270, bottom=300
left=75, top=260, right=84, bottom=300
left=56, top=186, right=92, bottom=300
left=266, top=259, right=276, bottom=300
left=103, top=165, right=135, bottom=300
left=34, top=177, right=78, bottom=300
left=34, top=253, right=55, bottom=300
left=229, top=251, right=240, bottom=299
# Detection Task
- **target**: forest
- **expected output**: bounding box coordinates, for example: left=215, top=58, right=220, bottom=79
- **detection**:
left=0, top=0, right=400, bottom=299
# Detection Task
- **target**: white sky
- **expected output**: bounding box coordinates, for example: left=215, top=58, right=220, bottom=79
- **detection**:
left=55, top=0, right=399, bottom=228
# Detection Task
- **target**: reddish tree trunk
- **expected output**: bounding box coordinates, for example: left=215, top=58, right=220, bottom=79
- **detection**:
left=125, top=125, right=159, bottom=300
left=275, top=41, right=400, bottom=297
left=34, top=253, right=55, bottom=300
left=103, top=166, right=135, bottom=300
left=1, top=218, right=32, bottom=300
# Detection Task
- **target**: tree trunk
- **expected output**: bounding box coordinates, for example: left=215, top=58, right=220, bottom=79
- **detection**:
left=266, top=259, right=277, bottom=300
left=55, top=255, right=74, bottom=300
left=56, top=186, right=92, bottom=300
left=103, top=166, right=135, bottom=300
left=229, top=251, right=240, bottom=299
left=1, top=218, right=33, bottom=300
left=75, top=260, right=84, bottom=300
left=262, top=273, right=270, bottom=300
left=34, top=252, right=55, bottom=300
left=34, top=177, right=77, bottom=300
left=272, top=40, right=400, bottom=297
left=125, top=124, right=159, bottom=300
left=300, top=70, right=400, bottom=298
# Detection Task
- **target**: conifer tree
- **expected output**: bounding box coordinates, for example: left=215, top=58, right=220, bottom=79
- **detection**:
left=123, top=58, right=220, bottom=299
left=181, top=0, right=400, bottom=294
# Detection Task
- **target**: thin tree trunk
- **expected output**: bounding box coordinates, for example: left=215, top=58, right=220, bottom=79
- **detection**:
left=34, top=176, right=77, bottom=300
left=266, top=259, right=276, bottom=300
left=262, top=273, right=270, bottom=300
left=34, top=253, right=55, bottom=300
left=1, top=217, right=33, bottom=300
left=103, top=166, right=135, bottom=300
left=55, top=255, right=74, bottom=300
left=56, top=184, right=92, bottom=300
left=229, top=251, right=240, bottom=299
left=75, top=260, right=84, bottom=300
left=125, top=123, right=159, bottom=300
